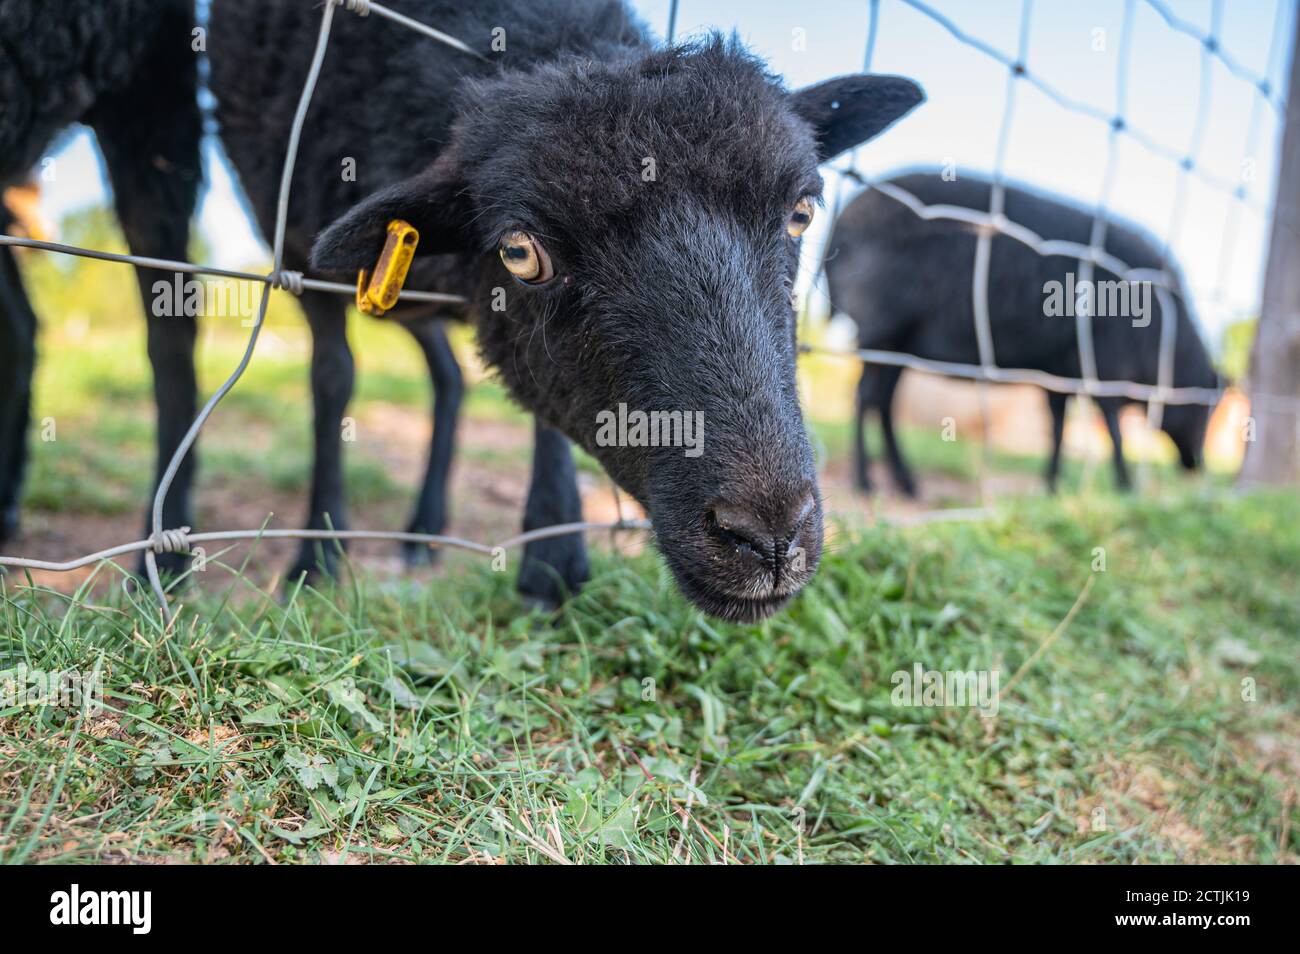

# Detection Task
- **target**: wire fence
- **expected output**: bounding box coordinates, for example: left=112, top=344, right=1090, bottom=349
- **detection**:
left=0, top=0, right=1296, bottom=622
left=0, top=0, right=654, bottom=624
left=810, top=0, right=1300, bottom=420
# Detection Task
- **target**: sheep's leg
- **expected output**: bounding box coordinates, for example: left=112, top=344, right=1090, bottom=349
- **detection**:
left=135, top=297, right=199, bottom=581
left=1098, top=398, right=1131, bottom=492
left=852, top=364, right=875, bottom=493
left=397, top=317, right=463, bottom=567
left=91, top=93, right=202, bottom=580
left=877, top=365, right=916, bottom=497
left=130, top=306, right=200, bottom=583
left=0, top=243, right=36, bottom=544
left=516, top=422, right=590, bottom=610
left=289, top=291, right=355, bottom=582
left=1044, top=390, right=1068, bottom=492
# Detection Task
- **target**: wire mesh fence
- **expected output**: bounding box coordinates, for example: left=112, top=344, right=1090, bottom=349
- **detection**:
left=805, top=0, right=1299, bottom=493
left=811, top=0, right=1290, bottom=398
left=0, top=0, right=1296, bottom=623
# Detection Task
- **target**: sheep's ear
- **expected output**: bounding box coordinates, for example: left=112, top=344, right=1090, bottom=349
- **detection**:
left=311, top=159, right=472, bottom=273
left=790, top=74, right=924, bottom=162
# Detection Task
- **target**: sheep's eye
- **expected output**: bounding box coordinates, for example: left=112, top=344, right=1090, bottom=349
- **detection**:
left=499, top=230, right=553, bottom=283
left=788, top=197, right=815, bottom=238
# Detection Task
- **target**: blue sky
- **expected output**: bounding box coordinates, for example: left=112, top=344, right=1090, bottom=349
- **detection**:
left=36, top=0, right=1295, bottom=349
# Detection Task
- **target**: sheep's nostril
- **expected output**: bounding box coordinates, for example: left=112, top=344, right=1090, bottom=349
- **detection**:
left=709, top=491, right=817, bottom=564
left=788, top=492, right=816, bottom=534
left=711, top=504, right=775, bottom=555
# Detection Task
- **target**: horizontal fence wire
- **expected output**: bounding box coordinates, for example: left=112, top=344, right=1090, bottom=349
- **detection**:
left=0, top=234, right=467, bottom=304
left=0, top=521, right=653, bottom=575
left=1, top=0, right=1297, bottom=621
left=812, top=173, right=1300, bottom=413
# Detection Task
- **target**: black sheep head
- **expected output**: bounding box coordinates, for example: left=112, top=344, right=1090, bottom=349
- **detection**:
left=313, top=38, right=923, bottom=621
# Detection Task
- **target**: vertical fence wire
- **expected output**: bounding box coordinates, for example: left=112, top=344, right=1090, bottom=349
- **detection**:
left=1076, top=0, right=1136, bottom=490
left=812, top=0, right=881, bottom=321
left=1210, top=0, right=1290, bottom=320
left=969, top=0, right=1035, bottom=502
left=1140, top=0, right=1222, bottom=489
left=144, top=0, right=344, bottom=621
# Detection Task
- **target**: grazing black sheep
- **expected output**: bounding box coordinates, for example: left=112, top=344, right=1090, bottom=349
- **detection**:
left=0, top=0, right=202, bottom=574
left=208, top=0, right=923, bottom=620
left=824, top=169, right=1218, bottom=495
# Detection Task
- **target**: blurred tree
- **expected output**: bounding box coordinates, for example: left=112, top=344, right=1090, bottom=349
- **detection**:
left=1240, top=11, right=1300, bottom=487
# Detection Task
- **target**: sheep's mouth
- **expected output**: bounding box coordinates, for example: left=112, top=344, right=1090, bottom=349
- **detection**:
left=647, top=497, right=821, bottom=623
left=668, top=558, right=804, bottom=623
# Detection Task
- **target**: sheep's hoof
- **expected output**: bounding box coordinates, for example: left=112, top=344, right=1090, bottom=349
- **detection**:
left=286, top=542, right=344, bottom=590
left=402, top=538, right=442, bottom=569
left=285, top=560, right=335, bottom=588
left=894, top=471, right=919, bottom=498
left=516, top=535, right=589, bottom=610
left=0, top=504, right=19, bottom=545
left=519, top=593, right=562, bottom=615
left=134, top=550, right=192, bottom=588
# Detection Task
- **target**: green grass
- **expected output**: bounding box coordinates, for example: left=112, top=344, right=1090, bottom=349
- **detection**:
left=2, top=490, right=1295, bottom=864
left=5, top=214, right=1294, bottom=863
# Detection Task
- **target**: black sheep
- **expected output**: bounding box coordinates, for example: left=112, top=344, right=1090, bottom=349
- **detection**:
left=0, top=0, right=202, bottom=574
left=208, top=0, right=923, bottom=620
left=824, top=169, right=1218, bottom=495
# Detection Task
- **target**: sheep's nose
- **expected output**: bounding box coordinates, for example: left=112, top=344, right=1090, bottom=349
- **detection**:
left=709, top=492, right=817, bottom=568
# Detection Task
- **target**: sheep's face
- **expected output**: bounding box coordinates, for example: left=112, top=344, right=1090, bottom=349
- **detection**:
left=1162, top=402, right=1210, bottom=470
left=313, top=41, right=923, bottom=621
left=1159, top=303, right=1216, bottom=472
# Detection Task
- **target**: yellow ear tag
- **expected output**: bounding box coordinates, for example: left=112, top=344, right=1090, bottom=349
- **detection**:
left=355, top=219, right=419, bottom=316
